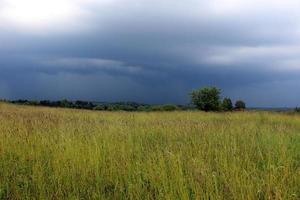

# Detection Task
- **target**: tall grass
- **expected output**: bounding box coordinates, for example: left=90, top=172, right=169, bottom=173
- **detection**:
left=0, top=103, right=299, bottom=199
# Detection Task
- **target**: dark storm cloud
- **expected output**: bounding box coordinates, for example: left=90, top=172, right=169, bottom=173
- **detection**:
left=1, top=0, right=300, bottom=106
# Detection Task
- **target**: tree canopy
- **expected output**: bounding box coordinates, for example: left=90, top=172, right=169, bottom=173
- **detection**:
left=190, top=87, right=221, bottom=111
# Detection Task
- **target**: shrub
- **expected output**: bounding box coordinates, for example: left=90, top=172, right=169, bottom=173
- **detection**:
left=107, top=105, right=119, bottom=111
left=93, top=105, right=107, bottom=111
left=150, top=106, right=163, bottom=111
left=119, top=105, right=136, bottom=111
left=235, top=100, right=246, bottom=110
left=161, top=104, right=178, bottom=111
left=222, top=98, right=233, bottom=111
left=137, top=106, right=151, bottom=112
left=24, top=101, right=39, bottom=106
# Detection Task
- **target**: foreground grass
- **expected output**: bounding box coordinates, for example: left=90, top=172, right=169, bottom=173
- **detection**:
left=0, top=103, right=299, bottom=200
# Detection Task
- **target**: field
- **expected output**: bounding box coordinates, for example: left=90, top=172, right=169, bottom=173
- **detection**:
left=0, top=103, right=299, bottom=200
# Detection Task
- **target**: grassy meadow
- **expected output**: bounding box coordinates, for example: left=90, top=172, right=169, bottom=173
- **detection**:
left=0, top=103, right=299, bottom=199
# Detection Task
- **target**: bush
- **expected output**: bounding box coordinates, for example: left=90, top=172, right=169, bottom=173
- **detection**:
left=222, top=98, right=233, bottom=111
left=107, top=105, right=119, bottom=111
left=161, top=104, right=178, bottom=111
left=150, top=106, right=163, bottom=111
left=137, top=106, right=151, bottom=112
left=24, top=101, right=39, bottom=106
left=235, top=100, right=246, bottom=110
left=59, top=99, right=74, bottom=108
left=93, top=105, right=107, bottom=111
left=119, top=105, right=136, bottom=111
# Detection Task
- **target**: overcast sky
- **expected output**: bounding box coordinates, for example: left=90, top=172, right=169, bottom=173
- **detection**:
left=1, top=0, right=300, bottom=107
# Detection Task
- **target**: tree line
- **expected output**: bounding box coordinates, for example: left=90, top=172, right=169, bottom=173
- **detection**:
left=8, top=99, right=190, bottom=111
left=190, top=87, right=246, bottom=111
left=2, top=86, right=247, bottom=112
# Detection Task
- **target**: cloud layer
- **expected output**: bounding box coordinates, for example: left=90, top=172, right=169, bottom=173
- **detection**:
left=1, top=0, right=300, bottom=106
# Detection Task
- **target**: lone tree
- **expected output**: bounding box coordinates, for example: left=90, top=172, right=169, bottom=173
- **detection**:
left=222, top=98, right=233, bottom=111
left=235, top=100, right=246, bottom=110
left=190, top=87, right=221, bottom=111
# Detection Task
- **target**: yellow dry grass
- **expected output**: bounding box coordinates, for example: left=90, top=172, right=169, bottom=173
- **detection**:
left=0, top=103, right=299, bottom=199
